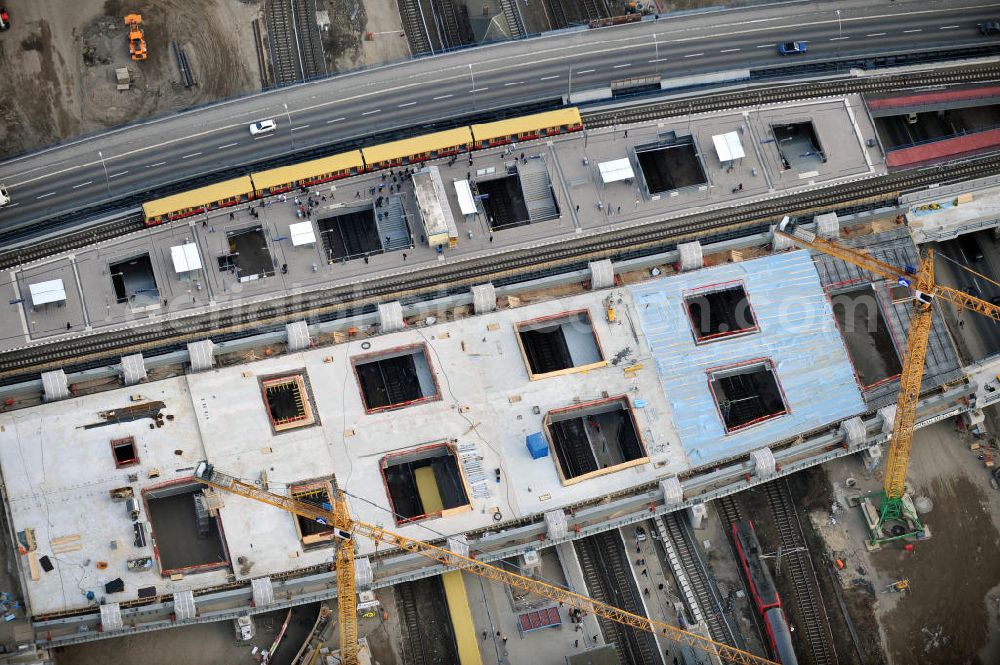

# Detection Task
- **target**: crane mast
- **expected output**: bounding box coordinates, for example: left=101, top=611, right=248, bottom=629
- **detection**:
left=194, top=462, right=778, bottom=665
left=776, top=222, right=1000, bottom=547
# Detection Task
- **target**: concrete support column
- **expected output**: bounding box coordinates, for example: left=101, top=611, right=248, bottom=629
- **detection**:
left=41, top=370, right=69, bottom=401
left=187, top=340, right=215, bottom=372
left=120, top=353, right=147, bottom=386
left=471, top=284, right=497, bottom=314
left=173, top=590, right=196, bottom=620
left=660, top=477, right=683, bottom=505
left=677, top=241, right=703, bottom=272
left=750, top=447, right=776, bottom=477
left=378, top=301, right=404, bottom=333
left=285, top=320, right=310, bottom=352
left=588, top=260, right=615, bottom=290
left=251, top=577, right=274, bottom=607
left=100, top=603, right=123, bottom=631
left=815, top=211, right=840, bottom=238
left=544, top=510, right=568, bottom=541
left=840, top=416, right=866, bottom=447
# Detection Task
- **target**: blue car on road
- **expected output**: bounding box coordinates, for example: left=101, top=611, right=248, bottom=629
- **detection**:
left=777, top=41, right=807, bottom=55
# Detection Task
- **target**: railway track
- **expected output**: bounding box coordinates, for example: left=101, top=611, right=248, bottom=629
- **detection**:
left=4, top=151, right=1000, bottom=380
left=400, top=0, right=434, bottom=54
left=0, top=212, right=144, bottom=271
left=715, top=495, right=743, bottom=527
left=575, top=531, right=659, bottom=665
left=584, top=63, right=1000, bottom=128
left=265, top=0, right=325, bottom=85
left=763, top=480, right=838, bottom=665
left=661, top=513, right=743, bottom=649
left=396, top=581, right=430, bottom=665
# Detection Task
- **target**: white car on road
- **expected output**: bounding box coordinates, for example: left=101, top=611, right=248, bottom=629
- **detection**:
left=249, top=119, right=277, bottom=136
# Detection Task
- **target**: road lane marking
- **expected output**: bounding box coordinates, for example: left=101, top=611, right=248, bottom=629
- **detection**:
left=146, top=161, right=167, bottom=167
left=866, top=32, right=887, bottom=36
left=470, top=87, right=489, bottom=92
left=648, top=57, right=669, bottom=62
left=830, top=36, right=850, bottom=40
left=683, top=53, right=704, bottom=58
left=36, top=192, right=55, bottom=199
left=903, top=28, right=922, bottom=33
left=612, top=63, right=631, bottom=69
left=539, top=75, right=560, bottom=80
left=433, top=94, right=452, bottom=100
left=577, top=69, right=595, bottom=74
left=108, top=171, right=128, bottom=178
left=756, top=43, right=775, bottom=48
left=362, top=109, right=381, bottom=115
left=217, top=143, right=239, bottom=149
left=71, top=181, right=93, bottom=189
left=719, top=48, right=741, bottom=53
left=504, top=81, right=524, bottom=86
left=939, top=25, right=959, bottom=29
left=397, top=101, right=417, bottom=107
left=326, top=117, right=345, bottom=124
left=290, top=125, right=310, bottom=131
left=181, top=152, right=202, bottom=159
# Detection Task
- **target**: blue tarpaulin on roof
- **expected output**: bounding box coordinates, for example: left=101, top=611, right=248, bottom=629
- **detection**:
left=629, top=250, right=865, bottom=466
left=526, top=432, right=548, bottom=459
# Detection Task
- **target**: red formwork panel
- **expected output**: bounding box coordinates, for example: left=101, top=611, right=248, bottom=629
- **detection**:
left=886, top=128, right=1000, bottom=167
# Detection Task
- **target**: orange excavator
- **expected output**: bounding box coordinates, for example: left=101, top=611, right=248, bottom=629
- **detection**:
left=124, top=13, right=147, bottom=61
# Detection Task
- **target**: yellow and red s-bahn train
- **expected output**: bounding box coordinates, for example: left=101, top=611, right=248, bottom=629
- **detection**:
left=141, top=108, right=583, bottom=226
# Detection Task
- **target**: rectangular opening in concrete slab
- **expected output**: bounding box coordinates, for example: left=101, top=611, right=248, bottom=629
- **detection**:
left=831, top=286, right=902, bottom=388
left=219, top=226, right=273, bottom=281
left=875, top=106, right=1000, bottom=150
left=259, top=372, right=317, bottom=432
left=110, top=436, right=139, bottom=467
left=109, top=254, right=159, bottom=310
left=353, top=344, right=440, bottom=412
left=544, top=396, right=647, bottom=485
left=685, top=282, right=758, bottom=343
left=290, top=480, right=335, bottom=548
left=635, top=136, right=706, bottom=194
left=318, top=207, right=382, bottom=261
left=478, top=173, right=530, bottom=230
left=143, top=482, right=229, bottom=576
left=381, top=442, right=471, bottom=524
left=709, top=360, right=787, bottom=433
left=515, top=310, right=605, bottom=379
left=771, top=121, right=826, bottom=171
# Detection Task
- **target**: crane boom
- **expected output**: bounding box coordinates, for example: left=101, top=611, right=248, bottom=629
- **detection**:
left=194, top=462, right=778, bottom=665
left=776, top=222, right=1000, bottom=546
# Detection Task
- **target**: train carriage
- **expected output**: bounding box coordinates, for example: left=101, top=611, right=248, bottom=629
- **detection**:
left=361, top=127, right=473, bottom=171
left=142, top=176, right=255, bottom=226
left=251, top=151, right=365, bottom=196
left=764, top=607, right=798, bottom=665
left=470, top=108, right=583, bottom=149
left=732, top=519, right=781, bottom=610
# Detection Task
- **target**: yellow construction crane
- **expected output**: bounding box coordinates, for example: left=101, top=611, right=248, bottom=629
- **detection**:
left=193, top=462, right=777, bottom=665
left=776, top=219, right=1000, bottom=547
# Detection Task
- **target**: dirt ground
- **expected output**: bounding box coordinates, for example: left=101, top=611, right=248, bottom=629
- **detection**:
left=0, top=0, right=409, bottom=160
left=804, top=415, right=1000, bottom=665
left=0, top=0, right=261, bottom=157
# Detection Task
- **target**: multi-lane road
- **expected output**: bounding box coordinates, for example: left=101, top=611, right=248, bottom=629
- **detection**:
left=0, top=0, right=997, bottom=236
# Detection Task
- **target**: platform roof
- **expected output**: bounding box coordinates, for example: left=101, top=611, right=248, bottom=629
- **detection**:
left=454, top=179, right=477, bottom=216
left=712, top=131, right=745, bottom=162
left=598, top=158, right=635, bottom=184
left=28, top=279, right=66, bottom=305
left=170, top=243, right=202, bottom=273
left=289, top=221, right=317, bottom=246
left=630, top=250, right=866, bottom=466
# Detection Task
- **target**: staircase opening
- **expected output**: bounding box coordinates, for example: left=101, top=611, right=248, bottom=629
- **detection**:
left=259, top=371, right=318, bottom=433
left=708, top=359, right=788, bottom=433
left=143, top=481, right=230, bottom=576
left=353, top=344, right=440, bottom=413
left=770, top=121, right=826, bottom=171
left=109, top=253, right=160, bottom=311
left=317, top=206, right=383, bottom=262
left=381, top=443, right=471, bottom=524
left=544, top=396, right=647, bottom=485
left=831, top=285, right=902, bottom=389
left=685, top=282, right=758, bottom=343
left=635, top=136, right=706, bottom=195
left=478, top=173, right=530, bottom=230
left=289, top=480, right=335, bottom=549
left=220, top=226, right=274, bottom=281
left=516, top=310, right=605, bottom=379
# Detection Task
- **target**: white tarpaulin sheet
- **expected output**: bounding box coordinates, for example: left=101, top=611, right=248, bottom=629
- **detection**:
left=170, top=243, right=202, bottom=273
left=454, top=180, right=477, bottom=216
left=712, top=131, right=745, bottom=162
left=29, top=279, right=66, bottom=305
left=598, top=158, right=634, bottom=184
left=289, top=221, right=317, bottom=246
